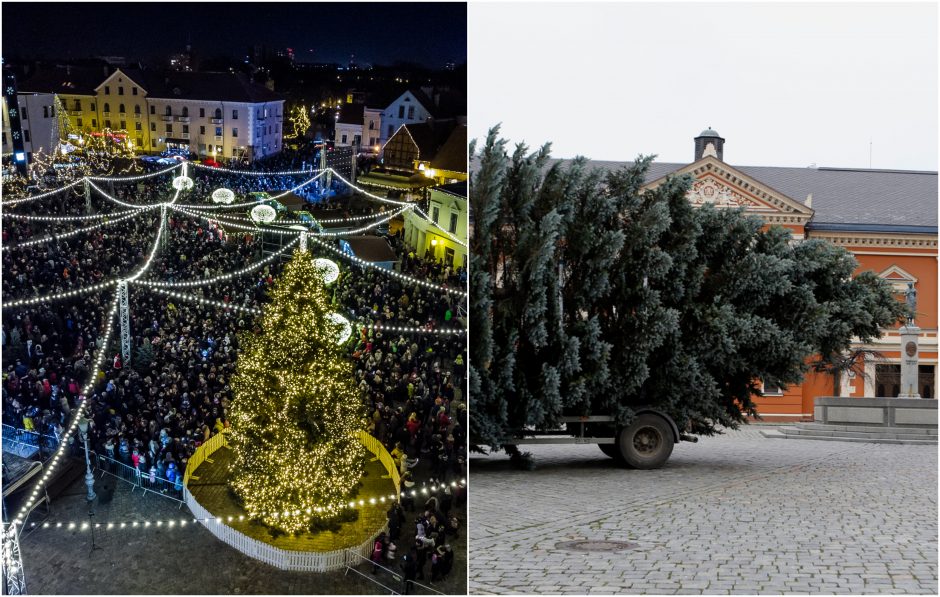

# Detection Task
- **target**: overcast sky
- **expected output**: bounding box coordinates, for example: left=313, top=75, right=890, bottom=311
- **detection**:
left=469, top=2, right=938, bottom=171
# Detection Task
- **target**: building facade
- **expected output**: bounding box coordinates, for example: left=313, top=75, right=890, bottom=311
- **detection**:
left=2, top=92, right=58, bottom=162
left=618, top=129, right=938, bottom=419
left=380, top=90, right=433, bottom=145
left=403, top=181, right=468, bottom=268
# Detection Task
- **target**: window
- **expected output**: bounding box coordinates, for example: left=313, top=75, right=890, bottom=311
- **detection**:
left=232, top=128, right=238, bottom=138
left=407, top=106, right=415, bottom=119
left=760, top=380, right=783, bottom=396
left=43, top=106, right=49, bottom=118
left=387, top=125, right=394, bottom=137
left=132, top=87, right=138, bottom=96
left=199, top=125, right=205, bottom=134
left=76, top=118, right=82, bottom=127
left=215, top=127, right=223, bottom=136
left=135, top=122, right=142, bottom=131
left=199, top=108, right=205, bottom=117
left=23, top=130, right=30, bottom=143
left=182, top=107, right=189, bottom=117
left=104, top=86, right=110, bottom=95
left=182, top=125, right=189, bottom=134
left=449, top=213, right=459, bottom=233
left=92, top=119, right=97, bottom=128
left=151, top=139, right=156, bottom=148
left=105, top=120, right=111, bottom=128
left=150, top=122, right=156, bottom=132
left=444, top=247, right=455, bottom=267
left=398, top=105, right=404, bottom=118
left=875, top=365, right=901, bottom=398
left=136, top=137, right=142, bottom=147
left=150, top=105, right=155, bottom=115
left=432, top=206, right=440, bottom=223
left=341, top=133, right=347, bottom=144
left=73, top=99, right=81, bottom=111
left=214, top=108, right=222, bottom=119
left=120, top=120, right=126, bottom=129
left=165, top=106, right=172, bottom=116
left=134, top=105, right=141, bottom=115
left=232, top=109, right=238, bottom=120
left=166, top=123, right=172, bottom=133
left=21, top=106, right=27, bottom=120
left=370, top=137, right=376, bottom=146
left=118, top=86, right=124, bottom=95
left=368, top=119, right=375, bottom=130
left=119, top=103, right=125, bottom=114
left=90, top=102, right=96, bottom=112
left=103, top=103, right=110, bottom=114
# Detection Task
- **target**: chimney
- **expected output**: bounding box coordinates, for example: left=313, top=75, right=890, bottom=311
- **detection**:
left=694, top=127, right=725, bottom=161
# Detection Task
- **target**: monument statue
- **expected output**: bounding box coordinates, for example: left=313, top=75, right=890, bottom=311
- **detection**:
left=905, top=282, right=917, bottom=325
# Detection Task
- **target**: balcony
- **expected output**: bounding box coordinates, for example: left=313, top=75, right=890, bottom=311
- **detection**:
left=176, top=116, right=190, bottom=123
left=102, top=112, right=111, bottom=118
left=69, top=110, right=82, bottom=116
left=210, top=118, right=224, bottom=124
left=134, top=113, right=142, bottom=119
left=161, top=115, right=173, bottom=122
left=214, top=135, right=223, bottom=142
left=180, top=133, right=190, bottom=140
left=119, top=112, right=126, bottom=118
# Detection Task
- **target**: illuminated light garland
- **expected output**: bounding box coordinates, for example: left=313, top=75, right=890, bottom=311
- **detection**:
left=147, top=287, right=262, bottom=314
left=0, top=206, right=145, bottom=222
left=7, top=294, right=120, bottom=529
left=181, top=208, right=406, bottom=225
left=85, top=162, right=183, bottom=182
left=191, top=163, right=324, bottom=176
left=174, top=171, right=329, bottom=210
left=308, top=235, right=468, bottom=297
left=312, top=258, right=340, bottom=284
left=170, top=206, right=301, bottom=236
left=125, top=187, right=182, bottom=283
left=0, top=178, right=84, bottom=206
left=327, top=169, right=409, bottom=206
left=135, top=238, right=299, bottom=289
left=364, top=321, right=467, bottom=336
left=1, top=280, right=119, bottom=309
left=413, top=205, right=468, bottom=248
left=211, top=188, right=235, bottom=204
left=172, top=176, right=194, bottom=191
left=327, top=312, right=353, bottom=343
left=85, top=179, right=163, bottom=210
left=250, top=204, right=277, bottom=224
left=1, top=205, right=159, bottom=251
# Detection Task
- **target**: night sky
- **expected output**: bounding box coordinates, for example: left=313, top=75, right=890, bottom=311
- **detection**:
left=2, top=2, right=467, bottom=68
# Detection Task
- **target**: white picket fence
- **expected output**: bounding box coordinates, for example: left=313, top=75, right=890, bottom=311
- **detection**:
left=182, top=429, right=394, bottom=572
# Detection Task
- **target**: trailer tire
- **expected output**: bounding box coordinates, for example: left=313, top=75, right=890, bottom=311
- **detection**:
left=618, top=414, right=674, bottom=469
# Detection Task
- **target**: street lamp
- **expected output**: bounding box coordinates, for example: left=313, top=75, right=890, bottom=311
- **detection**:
left=77, top=415, right=96, bottom=502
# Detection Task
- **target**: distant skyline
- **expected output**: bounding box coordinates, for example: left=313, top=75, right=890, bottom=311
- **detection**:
left=2, top=2, right=466, bottom=68
left=469, top=2, right=938, bottom=171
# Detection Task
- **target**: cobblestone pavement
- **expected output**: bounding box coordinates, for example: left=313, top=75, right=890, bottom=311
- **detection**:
left=18, top=469, right=466, bottom=595
left=469, top=427, right=938, bottom=594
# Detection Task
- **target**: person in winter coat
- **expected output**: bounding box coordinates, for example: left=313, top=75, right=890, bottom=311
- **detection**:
left=400, top=549, right=417, bottom=595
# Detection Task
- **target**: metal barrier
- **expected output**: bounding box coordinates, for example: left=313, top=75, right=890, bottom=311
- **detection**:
left=1, top=424, right=60, bottom=458
left=181, top=429, right=398, bottom=571
left=90, top=451, right=185, bottom=507
left=344, top=549, right=446, bottom=595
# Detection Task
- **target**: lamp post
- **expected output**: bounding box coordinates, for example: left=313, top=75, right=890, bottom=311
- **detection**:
left=76, top=416, right=96, bottom=502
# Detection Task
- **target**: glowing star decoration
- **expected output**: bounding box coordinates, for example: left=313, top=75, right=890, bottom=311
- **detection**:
left=250, top=204, right=277, bottom=224
left=312, top=258, right=340, bottom=285
left=327, top=312, right=352, bottom=344
left=211, top=188, right=235, bottom=204
left=172, top=176, right=194, bottom=191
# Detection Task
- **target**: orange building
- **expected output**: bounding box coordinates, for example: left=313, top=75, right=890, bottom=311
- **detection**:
left=595, top=129, right=937, bottom=420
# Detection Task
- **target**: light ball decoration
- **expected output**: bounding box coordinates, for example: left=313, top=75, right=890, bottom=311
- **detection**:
left=312, top=258, right=340, bottom=285
left=172, top=176, right=194, bottom=191
left=327, top=312, right=352, bottom=344
left=211, top=188, right=235, bottom=204
left=250, top=204, right=277, bottom=224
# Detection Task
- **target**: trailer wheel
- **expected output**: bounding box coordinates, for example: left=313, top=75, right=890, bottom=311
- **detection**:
left=618, top=414, right=674, bottom=469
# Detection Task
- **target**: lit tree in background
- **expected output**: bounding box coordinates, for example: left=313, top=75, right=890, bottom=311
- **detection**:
left=284, top=104, right=311, bottom=140
left=229, top=250, right=366, bottom=533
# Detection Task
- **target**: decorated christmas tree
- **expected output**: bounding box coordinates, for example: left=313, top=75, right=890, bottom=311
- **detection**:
left=229, top=250, right=365, bottom=533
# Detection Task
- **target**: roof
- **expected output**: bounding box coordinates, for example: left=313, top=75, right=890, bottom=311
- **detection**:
left=123, top=69, right=284, bottom=103
left=435, top=181, right=467, bottom=198
left=431, top=125, right=467, bottom=172
left=401, top=121, right=457, bottom=162
left=20, top=66, right=107, bottom=95
left=343, top=236, right=398, bottom=262
left=337, top=103, right=365, bottom=125
left=696, top=128, right=722, bottom=138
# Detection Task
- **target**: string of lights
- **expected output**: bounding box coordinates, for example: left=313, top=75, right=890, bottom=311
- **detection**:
left=361, top=321, right=468, bottom=336
left=169, top=206, right=302, bottom=236
left=308, top=235, right=468, bottom=297
left=135, top=238, right=299, bottom=289
left=86, top=162, right=183, bottom=182
left=8, top=293, right=120, bottom=530
left=2, top=206, right=159, bottom=251
left=126, top=190, right=182, bottom=282
left=328, top=169, right=409, bottom=206
left=268, top=205, right=413, bottom=237
left=146, top=287, right=262, bottom=314
left=0, top=206, right=145, bottom=222
left=1, top=280, right=119, bottom=309
left=180, top=208, right=403, bottom=226
left=191, top=163, right=324, bottom=177
left=0, top=178, right=84, bottom=206
left=85, top=179, right=162, bottom=210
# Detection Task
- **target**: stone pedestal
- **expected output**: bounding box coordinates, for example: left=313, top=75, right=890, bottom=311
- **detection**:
left=898, top=325, right=921, bottom=398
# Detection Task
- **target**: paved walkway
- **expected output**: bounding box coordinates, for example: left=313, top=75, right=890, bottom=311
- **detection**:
left=19, top=468, right=466, bottom=594
left=470, top=427, right=938, bottom=594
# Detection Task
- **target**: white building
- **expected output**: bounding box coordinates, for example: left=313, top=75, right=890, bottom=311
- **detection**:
left=380, top=90, right=434, bottom=145
left=335, top=103, right=382, bottom=155
left=2, top=92, right=58, bottom=162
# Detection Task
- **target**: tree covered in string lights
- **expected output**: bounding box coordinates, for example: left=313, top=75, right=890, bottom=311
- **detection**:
left=285, top=104, right=311, bottom=140
left=229, top=249, right=366, bottom=534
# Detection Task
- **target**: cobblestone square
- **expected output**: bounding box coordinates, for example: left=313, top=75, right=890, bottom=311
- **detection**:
left=469, top=427, right=938, bottom=594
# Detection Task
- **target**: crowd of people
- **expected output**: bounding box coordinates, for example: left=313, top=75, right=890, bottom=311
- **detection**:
left=1, top=157, right=467, bottom=586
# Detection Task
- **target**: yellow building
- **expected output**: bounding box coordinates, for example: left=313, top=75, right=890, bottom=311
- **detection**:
left=403, top=181, right=468, bottom=268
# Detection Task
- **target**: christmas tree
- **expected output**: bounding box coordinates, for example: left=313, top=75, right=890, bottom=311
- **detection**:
left=229, top=250, right=365, bottom=533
